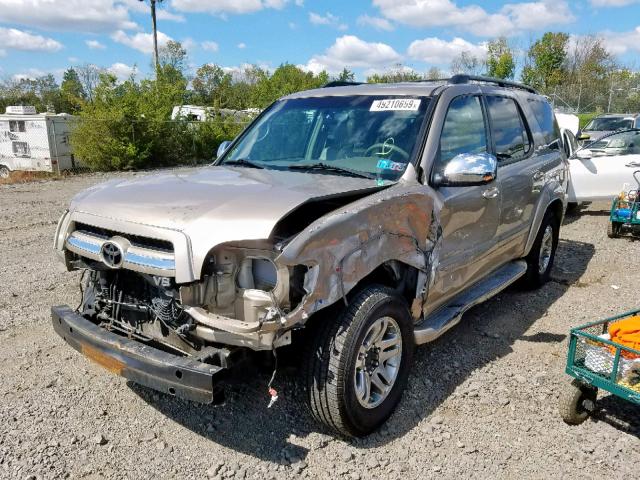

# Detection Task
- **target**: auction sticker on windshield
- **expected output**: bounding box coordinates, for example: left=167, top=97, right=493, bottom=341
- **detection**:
left=370, top=99, right=421, bottom=112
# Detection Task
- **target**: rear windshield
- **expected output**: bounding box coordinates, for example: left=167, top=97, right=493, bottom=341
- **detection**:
left=222, top=95, right=430, bottom=181
left=584, top=117, right=633, bottom=132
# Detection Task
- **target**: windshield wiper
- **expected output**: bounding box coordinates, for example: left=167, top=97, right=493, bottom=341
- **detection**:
left=223, top=158, right=264, bottom=169
left=287, top=162, right=375, bottom=179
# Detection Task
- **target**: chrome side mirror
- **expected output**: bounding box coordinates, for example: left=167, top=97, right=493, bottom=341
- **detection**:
left=216, top=140, right=232, bottom=158
left=437, top=152, right=497, bottom=186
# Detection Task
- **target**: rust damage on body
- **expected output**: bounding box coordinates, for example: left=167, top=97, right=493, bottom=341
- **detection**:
left=276, top=181, right=442, bottom=327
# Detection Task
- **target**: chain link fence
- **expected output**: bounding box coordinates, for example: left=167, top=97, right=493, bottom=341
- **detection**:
left=0, top=114, right=252, bottom=181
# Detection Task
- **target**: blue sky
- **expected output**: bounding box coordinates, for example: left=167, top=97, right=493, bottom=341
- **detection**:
left=1, top=0, right=639, bottom=82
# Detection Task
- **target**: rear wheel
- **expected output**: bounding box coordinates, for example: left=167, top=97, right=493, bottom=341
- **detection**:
left=303, top=285, right=414, bottom=437
left=607, top=221, right=622, bottom=238
left=523, top=210, right=559, bottom=288
left=0, top=165, right=9, bottom=179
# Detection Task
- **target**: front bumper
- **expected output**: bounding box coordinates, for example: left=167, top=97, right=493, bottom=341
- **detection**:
left=51, top=305, right=225, bottom=403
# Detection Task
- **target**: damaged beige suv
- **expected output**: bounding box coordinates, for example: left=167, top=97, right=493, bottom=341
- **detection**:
left=52, top=75, right=568, bottom=437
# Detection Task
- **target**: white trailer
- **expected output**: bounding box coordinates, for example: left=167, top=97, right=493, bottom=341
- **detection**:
left=0, top=106, right=77, bottom=177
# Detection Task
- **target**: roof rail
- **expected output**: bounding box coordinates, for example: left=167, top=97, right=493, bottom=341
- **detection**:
left=323, top=81, right=364, bottom=88
left=448, top=74, right=537, bottom=94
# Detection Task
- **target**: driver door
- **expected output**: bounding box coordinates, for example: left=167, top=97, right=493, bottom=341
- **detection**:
left=426, top=94, right=501, bottom=314
left=569, top=130, right=640, bottom=202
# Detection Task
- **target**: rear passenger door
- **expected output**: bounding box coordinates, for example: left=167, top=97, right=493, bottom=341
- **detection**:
left=485, top=95, right=540, bottom=254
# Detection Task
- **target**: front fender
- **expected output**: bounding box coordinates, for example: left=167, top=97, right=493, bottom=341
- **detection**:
left=277, top=182, right=442, bottom=326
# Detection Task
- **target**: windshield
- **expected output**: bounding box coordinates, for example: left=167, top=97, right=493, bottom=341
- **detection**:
left=584, top=117, right=633, bottom=132
left=220, top=95, right=430, bottom=181
left=583, top=129, right=640, bottom=156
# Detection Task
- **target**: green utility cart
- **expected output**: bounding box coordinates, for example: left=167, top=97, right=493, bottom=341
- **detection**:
left=560, top=309, right=640, bottom=425
left=608, top=170, right=640, bottom=238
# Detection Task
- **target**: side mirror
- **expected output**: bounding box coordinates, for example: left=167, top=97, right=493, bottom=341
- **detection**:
left=575, top=149, right=592, bottom=160
left=436, top=152, right=497, bottom=187
left=577, top=133, right=591, bottom=141
left=216, top=140, right=232, bottom=158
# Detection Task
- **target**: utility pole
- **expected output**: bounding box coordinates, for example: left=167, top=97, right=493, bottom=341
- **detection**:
left=140, top=0, right=162, bottom=77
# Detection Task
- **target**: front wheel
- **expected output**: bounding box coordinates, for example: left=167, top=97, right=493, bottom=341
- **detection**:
left=523, top=210, right=559, bottom=288
left=303, top=285, right=414, bottom=437
left=559, top=380, right=597, bottom=425
left=607, top=221, right=622, bottom=238
left=0, top=165, right=9, bottom=179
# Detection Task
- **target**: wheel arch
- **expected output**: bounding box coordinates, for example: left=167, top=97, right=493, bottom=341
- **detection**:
left=524, top=196, right=564, bottom=256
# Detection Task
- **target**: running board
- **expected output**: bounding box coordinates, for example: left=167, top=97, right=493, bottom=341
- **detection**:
left=413, top=260, right=527, bottom=345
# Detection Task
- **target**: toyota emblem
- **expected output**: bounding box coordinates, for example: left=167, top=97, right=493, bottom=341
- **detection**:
left=101, top=241, right=124, bottom=268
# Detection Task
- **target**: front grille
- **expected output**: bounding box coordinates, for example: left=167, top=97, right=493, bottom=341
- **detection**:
left=75, top=222, right=173, bottom=252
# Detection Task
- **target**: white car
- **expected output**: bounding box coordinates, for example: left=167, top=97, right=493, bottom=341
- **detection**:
left=568, top=129, right=640, bottom=203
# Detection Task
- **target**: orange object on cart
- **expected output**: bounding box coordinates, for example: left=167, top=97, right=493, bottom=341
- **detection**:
left=608, top=316, right=640, bottom=359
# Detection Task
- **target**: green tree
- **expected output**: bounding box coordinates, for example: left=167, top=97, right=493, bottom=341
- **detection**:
left=335, top=68, right=356, bottom=82
left=367, top=66, right=423, bottom=83
left=486, top=37, right=515, bottom=79
left=60, top=68, right=86, bottom=113
left=521, top=32, right=569, bottom=91
left=192, top=64, right=232, bottom=106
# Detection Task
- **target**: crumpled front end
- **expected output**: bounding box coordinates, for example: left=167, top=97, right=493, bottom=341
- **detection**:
left=54, top=178, right=440, bottom=355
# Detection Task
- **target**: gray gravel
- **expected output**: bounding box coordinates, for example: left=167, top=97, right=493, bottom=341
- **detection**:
left=1, top=172, right=639, bottom=479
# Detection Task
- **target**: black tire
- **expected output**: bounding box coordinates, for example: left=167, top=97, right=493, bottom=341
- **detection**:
left=0, top=165, right=9, bottom=179
left=559, top=380, right=597, bottom=425
left=302, top=285, right=414, bottom=437
left=523, top=210, right=559, bottom=288
left=607, top=221, right=622, bottom=238
left=566, top=202, right=579, bottom=214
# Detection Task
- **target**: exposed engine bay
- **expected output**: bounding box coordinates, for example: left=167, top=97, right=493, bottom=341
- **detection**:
left=77, top=243, right=297, bottom=356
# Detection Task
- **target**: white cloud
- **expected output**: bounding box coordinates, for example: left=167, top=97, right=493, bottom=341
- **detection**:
left=501, top=1, right=574, bottom=31
left=590, top=0, right=639, bottom=5
left=68, top=56, right=79, bottom=63
left=301, top=35, right=402, bottom=74
left=172, top=0, right=288, bottom=15
left=356, top=15, right=394, bottom=31
left=157, top=10, right=186, bottom=22
left=12, top=68, right=47, bottom=81
left=408, top=37, right=487, bottom=65
left=201, top=41, right=220, bottom=52
left=108, top=62, right=137, bottom=81
left=0, top=0, right=137, bottom=32
left=309, top=12, right=348, bottom=30
left=601, top=26, right=640, bottom=55
left=0, top=27, right=63, bottom=53
left=372, top=0, right=574, bottom=37
left=237, top=42, right=247, bottom=49
left=85, top=39, right=106, bottom=50
left=111, top=30, right=173, bottom=54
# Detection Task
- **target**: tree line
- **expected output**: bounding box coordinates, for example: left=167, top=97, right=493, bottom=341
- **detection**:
left=0, top=33, right=638, bottom=171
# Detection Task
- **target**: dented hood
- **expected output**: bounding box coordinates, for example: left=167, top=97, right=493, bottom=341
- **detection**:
left=70, top=166, right=379, bottom=240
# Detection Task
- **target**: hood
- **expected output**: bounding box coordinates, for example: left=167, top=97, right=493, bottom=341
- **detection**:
left=70, top=166, right=381, bottom=249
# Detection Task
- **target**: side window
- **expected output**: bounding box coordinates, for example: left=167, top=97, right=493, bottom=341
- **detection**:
left=528, top=98, right=560, bottom=148
left=588, top=130, right=640, bottom=156
left=436, top=95, right=488, bottom=174
left=486, top=96, right=531, bottom=163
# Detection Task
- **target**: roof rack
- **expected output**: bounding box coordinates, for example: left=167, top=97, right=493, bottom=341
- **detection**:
left=447, top=74, right=537, bottom=94
left=323, top=81, right=364, bottom=88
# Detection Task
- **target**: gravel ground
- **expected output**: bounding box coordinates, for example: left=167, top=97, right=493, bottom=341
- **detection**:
left=1, top=172, right=639, bottom=480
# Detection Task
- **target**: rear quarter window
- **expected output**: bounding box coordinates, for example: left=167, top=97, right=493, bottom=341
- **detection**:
left=528, top=98, right=561, bottom=148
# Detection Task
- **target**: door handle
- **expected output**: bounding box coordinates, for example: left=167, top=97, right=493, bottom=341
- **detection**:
left=533, top=170, right=545, bottom=180
left=482, top=186, right=499, bottom=199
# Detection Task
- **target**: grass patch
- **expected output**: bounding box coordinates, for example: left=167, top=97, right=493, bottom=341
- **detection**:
left=0, top=170, right=61, bottom=185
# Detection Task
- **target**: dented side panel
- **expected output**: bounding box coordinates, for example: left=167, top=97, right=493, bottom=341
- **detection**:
left=277, top=181, right=443, bottom=325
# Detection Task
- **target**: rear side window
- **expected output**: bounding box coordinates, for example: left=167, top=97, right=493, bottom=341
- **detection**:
left=528, top=98, right=561, bottom=147
left=486, top=96, right=531, bottom=163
